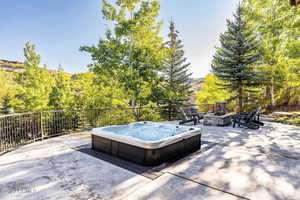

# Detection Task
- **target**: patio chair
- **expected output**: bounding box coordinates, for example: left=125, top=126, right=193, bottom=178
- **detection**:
left=178, top=107, right=204, bottom=125
left=232, top=107, right=264, bottom=130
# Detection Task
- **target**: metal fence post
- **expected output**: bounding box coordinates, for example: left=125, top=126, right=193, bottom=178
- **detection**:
left=40, top=112, right=44, bottom=140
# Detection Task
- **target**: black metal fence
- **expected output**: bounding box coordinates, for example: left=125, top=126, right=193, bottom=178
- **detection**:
left=0, top=105, right=214, bottom=153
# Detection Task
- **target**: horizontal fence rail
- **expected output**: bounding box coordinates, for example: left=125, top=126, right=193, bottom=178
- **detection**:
left=0, top=105, right=214, bottom=153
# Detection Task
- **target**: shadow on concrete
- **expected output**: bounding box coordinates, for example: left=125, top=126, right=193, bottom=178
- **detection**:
left=75, top=140, right=217, bottom=180
left=0, top=140, right=150, bottom=200
left=1, top=122, right=299, bottom=200
left=127, top=122, right=300, bottom=200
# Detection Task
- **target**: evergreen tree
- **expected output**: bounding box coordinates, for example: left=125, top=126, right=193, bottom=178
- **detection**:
left=212, top=4, right=261, bottom=113
left=163, top=20, right=192, bottom=107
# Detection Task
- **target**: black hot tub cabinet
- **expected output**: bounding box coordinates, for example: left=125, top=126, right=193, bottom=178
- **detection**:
left=91, top=122, right=201, bottom=166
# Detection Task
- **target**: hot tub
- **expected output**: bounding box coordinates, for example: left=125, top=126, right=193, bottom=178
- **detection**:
left=91, top=122, right=201, bottom=166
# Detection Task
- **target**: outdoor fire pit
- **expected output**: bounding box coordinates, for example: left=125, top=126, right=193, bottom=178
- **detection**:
left=203, top=102, right=232, bottom=126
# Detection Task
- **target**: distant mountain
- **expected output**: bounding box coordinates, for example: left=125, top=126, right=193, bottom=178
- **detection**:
left=0, top=59, right=24, bottom=72
left=0, top=59, right=70, bottom=75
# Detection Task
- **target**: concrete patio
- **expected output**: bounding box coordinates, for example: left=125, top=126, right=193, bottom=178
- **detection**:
left=0, top=121, right=299, bottom=200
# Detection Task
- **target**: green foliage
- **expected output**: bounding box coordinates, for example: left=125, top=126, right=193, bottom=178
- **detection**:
left=14, top=42, right=54, bottom=112
left=196, top=74, right=231, bottom=107
left=1, top=95, right=14, bottom=114
left=243, top=0, right=300, bottom=108
left=1, top=0, right=296, bottom=121
left=0, top=70, right=16, bottom=109
left=162, top=21, right=192, bottom=107
left=212, top=4, right=262, bottom=112
left=80, top=0, right=167, bottom=107
left=71, top=73, right=163, bottom=121
left=49, top=69, right=74, bottom=110
left=72, top=72, right=130, bottom=109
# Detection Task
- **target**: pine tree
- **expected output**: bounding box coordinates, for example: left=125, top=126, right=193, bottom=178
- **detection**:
left=163, top=20, right=192, bottom=107
left=212, top=4, right=261, bottom=113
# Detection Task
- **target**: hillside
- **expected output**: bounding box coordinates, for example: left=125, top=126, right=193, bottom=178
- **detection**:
left=0, top=59, right=24, bottom=72
left=0, top=59, right=70, bottom=75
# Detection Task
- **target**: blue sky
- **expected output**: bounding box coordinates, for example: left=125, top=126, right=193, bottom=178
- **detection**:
left=0, top=0, right=238, bottom=78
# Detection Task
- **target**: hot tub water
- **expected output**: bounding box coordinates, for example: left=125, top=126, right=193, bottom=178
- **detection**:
left=94, top=121, right=194, bottom=142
